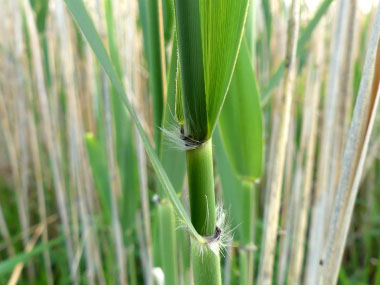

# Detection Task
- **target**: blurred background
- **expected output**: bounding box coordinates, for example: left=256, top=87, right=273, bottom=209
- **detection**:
left=0, top=0, right=380, bottom=284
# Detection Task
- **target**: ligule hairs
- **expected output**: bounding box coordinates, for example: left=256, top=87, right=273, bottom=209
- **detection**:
left=178, top=204, right=234, bottom=258
left=160, top=123, right=205, bottom=151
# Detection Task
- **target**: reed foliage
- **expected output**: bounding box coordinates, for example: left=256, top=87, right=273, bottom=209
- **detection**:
left=0, top=0, right=380, bottom=284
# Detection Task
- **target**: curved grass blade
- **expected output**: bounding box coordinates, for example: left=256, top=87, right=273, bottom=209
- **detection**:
left=64, top=0, right=204, bottom=244
left=0, top=237, right=63, bottom=276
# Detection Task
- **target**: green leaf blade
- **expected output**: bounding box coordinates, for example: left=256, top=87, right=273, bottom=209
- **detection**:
left=219, top=40, right=263, bottom=180
left=174, top=0, right=208, bottom=141
left=0, top=237, right=63, bottom=276
left=200, top=0, right=250, bottom=138
left=64, top=0, right=204, bottom=243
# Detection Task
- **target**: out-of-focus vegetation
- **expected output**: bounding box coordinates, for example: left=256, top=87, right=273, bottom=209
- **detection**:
left=0, top=0, right=380, bottom=284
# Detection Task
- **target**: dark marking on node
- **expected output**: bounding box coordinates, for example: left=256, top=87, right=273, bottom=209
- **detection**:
left=183, top=135, right=194, bottom=147
left=319, top=259, right=324, bottom=266
left=214, top=227, right=222, bottom=241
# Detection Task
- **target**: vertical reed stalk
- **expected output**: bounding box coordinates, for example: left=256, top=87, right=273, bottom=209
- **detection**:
left=239, top=181, right=255, bottom=285
left=288, top=24, right=325, bottom=284
left=320, top=6, right=380, bottom=282
left=103, top=79, right=128, bottom=285
left=136, top=132, right=153, bottom=285
left=157, top=0, right=167, bottom=101
left=54, top=0, right=105, bottom=281
left=28, top=111, right=54, bottom=285
left=0, top=93, right=17, bottom=258
left=22, top=0, right=75, bottom=279
left=187, top=140, right=222, bottom=285
left=127, top=246, right=138, bottom=285
left=305, top=2, right=351, bottom=282
left=326, top=0, right=358, bottom=228
left=0, top=204, right=14, bottom=256
left=277, top=118, right=296, bottom=285
left=158, top=202, right=178, bottom=285
left=144, top=0, right=165, bottom=150
left=257, top=0, right=300, bottom=283
left=11, top=2, right=34, bottom=280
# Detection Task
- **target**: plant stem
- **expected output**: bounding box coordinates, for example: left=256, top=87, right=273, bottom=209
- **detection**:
left=127, top=247, right=137, bottom=285
left=158, top=202, right=178, bottom=285
left=187, top=140, right=216, bottom=235
left=149, top=0, right=165, bottom=150
left=240, top=180, right=255, bottom=285
left=257, top=0, right=301, bottom=282
left=186, top=139, right=221, bottom=285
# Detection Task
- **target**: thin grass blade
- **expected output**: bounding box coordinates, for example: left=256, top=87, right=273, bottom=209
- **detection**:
left=64, top=0, right=204, bottom=244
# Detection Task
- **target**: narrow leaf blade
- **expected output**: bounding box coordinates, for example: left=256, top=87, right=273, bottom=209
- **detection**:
left=200, top=0, right=250, bottom=136
left=64, top=0, right=203, bottom=243
left=219, top=40, right=263, bottom=180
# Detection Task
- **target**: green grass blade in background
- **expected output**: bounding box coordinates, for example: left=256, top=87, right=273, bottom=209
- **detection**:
left=0, top=237, right=63, bottom=276
left=262, top=63, right=285, bottom=103
left=219, top=40, right=263, bottom=180
left=30, top=0, right=52, bottom=87
left=64, top=0, right=204, bottom=243
left=159, top=39, right=186, bottom=192
left=217, top=40, right=263, bottom=285
left=213, top=129, right=243, bottom=228
left=30, top=0, right=49, bottom=33
left=104, top=0, right=122, bottom=77
left=137, top=0, right=165, bottom=150
left=375, top=250, right=380, bottom=285
left=119, top=124, right=140, bottom=244
left=103, top=0, right=140, bottom=245
left=156, top=38, right=186, bottom=285
left=85, top=133, right=111, bottom=224
left=297, top=0, right=334, bottom=55
left=261, top=0, right=272, bottom=45
left=158, top=202, right=178, bottom=285
left=200, top=0, right=249, bottom=137
left=263, top=0, right=334, bottom=99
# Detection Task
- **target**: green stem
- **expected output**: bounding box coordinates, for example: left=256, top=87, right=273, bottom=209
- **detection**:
left=127, top=246, right=137, bottom=285
left=138, top=0, right=164, bottom=150
left=147, top=0, right=164, bottom=151
left=177, top=213, right=191, bottom=285
left=186, top=139, right=221, bottom=285
left=158, top=202, right=178, bottom=285
left=187, top=140, right=216, bottom=235
left=240, top=180, right=255, bottom=285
